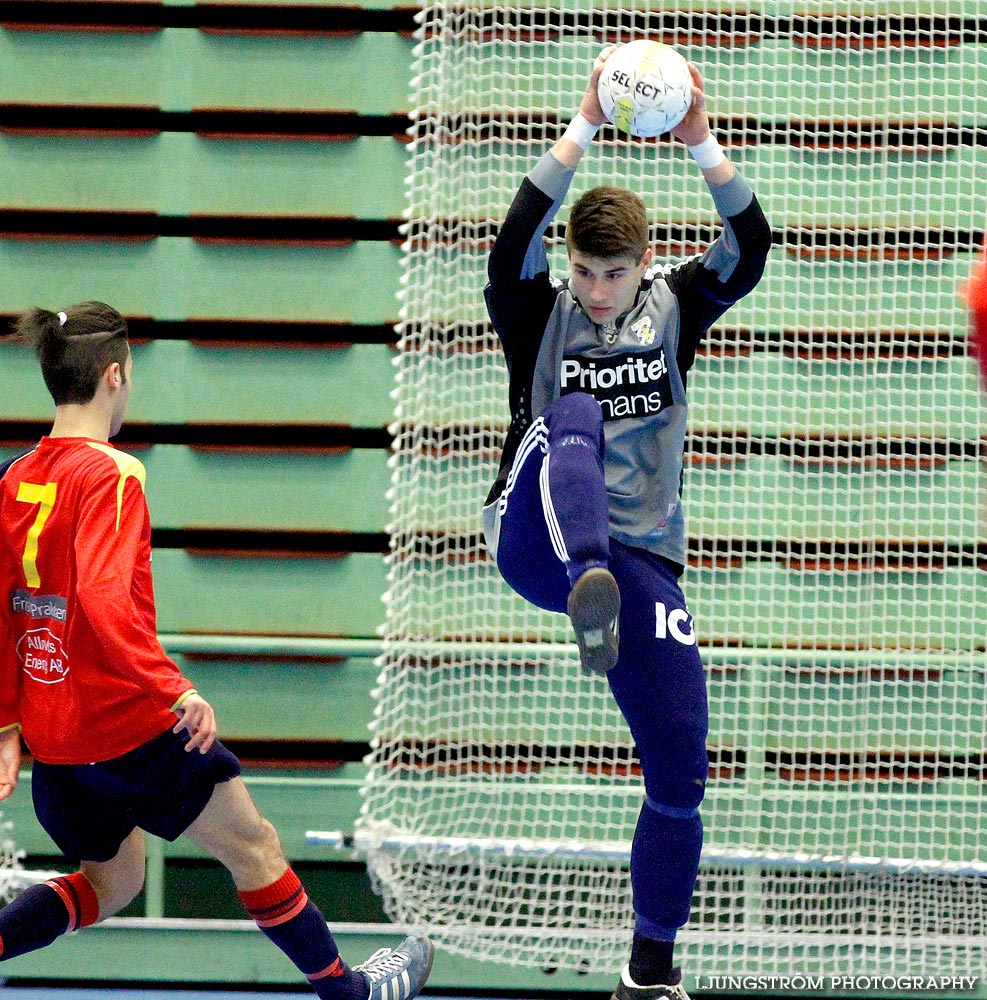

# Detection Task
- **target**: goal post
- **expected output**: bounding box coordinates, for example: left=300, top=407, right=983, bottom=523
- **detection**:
left=358, top=0, right=987, bottom=979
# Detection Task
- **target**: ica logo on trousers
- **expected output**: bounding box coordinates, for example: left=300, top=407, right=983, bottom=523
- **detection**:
left=655, top=602, right=697, bottom=645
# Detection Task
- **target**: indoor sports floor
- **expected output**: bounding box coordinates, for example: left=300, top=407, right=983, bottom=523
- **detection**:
left=0, top=990, right=492, bottom=999
left=1, top=987, right=529, bottom=1000
left=0, top=990, right=513, bottom=1000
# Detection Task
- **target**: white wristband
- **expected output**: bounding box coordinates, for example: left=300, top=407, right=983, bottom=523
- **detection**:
left=562, top=113, right=599, bottom=151
left=688, top=134, right=726, bottom=169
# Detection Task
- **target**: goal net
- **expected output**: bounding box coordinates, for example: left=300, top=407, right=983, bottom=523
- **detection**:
left=358, top=0, right=987, bottom=978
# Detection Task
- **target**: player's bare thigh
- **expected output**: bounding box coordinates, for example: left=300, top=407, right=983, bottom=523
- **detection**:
left=183, top=776, right=287, bottom=890
left=80, top=827, right=146, bottom=920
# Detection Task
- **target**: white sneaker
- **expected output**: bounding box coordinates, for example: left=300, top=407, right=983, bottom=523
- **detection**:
left=610, top=964, right=691, bottom=1000
left=354, top=935, right=434, bottom=1000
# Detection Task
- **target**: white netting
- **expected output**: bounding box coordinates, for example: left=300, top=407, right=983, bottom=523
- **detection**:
left=0, top=814, right=27, bottom=903
left=358, top=0, right=987, bottom=978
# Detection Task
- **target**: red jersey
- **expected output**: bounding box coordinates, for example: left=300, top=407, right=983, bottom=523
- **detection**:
left=0, top=437, right=194, bottom=764
left=967, top=242, right=987, bottom=391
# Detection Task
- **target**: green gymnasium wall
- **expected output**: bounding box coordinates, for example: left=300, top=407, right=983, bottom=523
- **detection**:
left=2, top=4, right=987, bottom=998
left=0, top=0, right=446, bottom=990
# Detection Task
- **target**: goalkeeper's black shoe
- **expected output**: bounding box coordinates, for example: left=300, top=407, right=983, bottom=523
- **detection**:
left=610, top=965, right=691, bottom=1000
left=567, top=566, right=620, bottom=673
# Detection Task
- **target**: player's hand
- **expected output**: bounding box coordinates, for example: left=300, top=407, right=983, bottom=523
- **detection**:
left=670, top=62, right=712, bottom=147
left=0, top=728, right=22, bottom=801
left=173, top=692, right=217, bottom=754
left=578, top=45, right=617, bottom=127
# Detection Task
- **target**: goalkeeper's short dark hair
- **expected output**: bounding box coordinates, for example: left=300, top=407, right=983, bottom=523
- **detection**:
left=14, top=302, right=130, bottom=406
left=565, top=186, right=650, bottom=263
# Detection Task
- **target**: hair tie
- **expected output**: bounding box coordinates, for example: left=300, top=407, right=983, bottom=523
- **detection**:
left=57, top=311, right=68, bottom=327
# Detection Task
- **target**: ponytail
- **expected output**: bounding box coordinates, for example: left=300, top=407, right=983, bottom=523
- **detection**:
left=14, top=302, right=129, bottom=406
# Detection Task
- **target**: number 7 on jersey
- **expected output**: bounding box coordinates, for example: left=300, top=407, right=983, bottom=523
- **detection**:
left=16, top=482, right=58, bottom=589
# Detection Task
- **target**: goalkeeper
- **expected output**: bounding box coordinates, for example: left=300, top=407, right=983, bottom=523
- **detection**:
left=0, top=302, right=433, bottom=1000
left=482, top=50, right=771, bottom=1000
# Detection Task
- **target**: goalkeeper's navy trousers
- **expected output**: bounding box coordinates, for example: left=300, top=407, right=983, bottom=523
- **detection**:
left=483, top=391, right=708, bottom=941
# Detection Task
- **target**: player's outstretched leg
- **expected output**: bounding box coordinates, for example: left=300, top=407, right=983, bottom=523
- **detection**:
left=354, top=935, right=435, bottom=1000
left=610, top=965, right=691, bottom=1000
left=567, top=564, right=620, bottom=673
left=184, top=778, right=434, bottom=1000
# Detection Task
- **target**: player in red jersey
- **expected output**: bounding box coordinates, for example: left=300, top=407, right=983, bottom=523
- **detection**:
left=0, top=302, right=432, bottom=1000
left=966, top=237, right=987, bottom=390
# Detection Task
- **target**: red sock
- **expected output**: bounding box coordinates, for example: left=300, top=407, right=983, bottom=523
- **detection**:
left=0, top=872, right=99, bottom=960
left=239, top=868, right=363, bottom=999
left=44, top=873, right=100, bottom=932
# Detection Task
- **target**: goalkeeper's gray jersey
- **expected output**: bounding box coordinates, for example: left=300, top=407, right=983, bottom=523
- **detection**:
left=484, top=149, right=771, bottom=569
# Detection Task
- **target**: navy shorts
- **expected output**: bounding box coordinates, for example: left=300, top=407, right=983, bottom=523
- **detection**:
left=32, top=727, right=242, bottom=862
